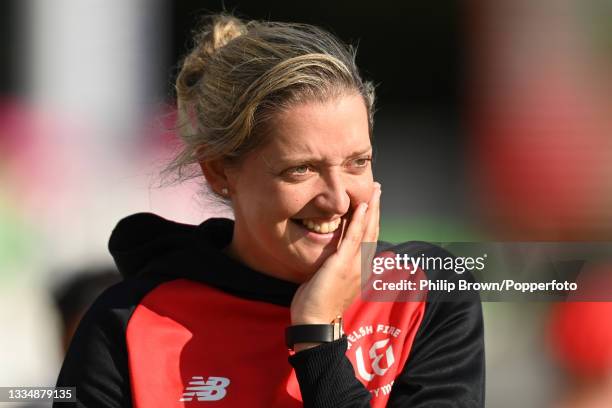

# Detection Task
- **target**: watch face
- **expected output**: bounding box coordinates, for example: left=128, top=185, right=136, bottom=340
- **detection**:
left=333, top=316, right=344, bottom=340
left=333, top=323, right=341, bottom=340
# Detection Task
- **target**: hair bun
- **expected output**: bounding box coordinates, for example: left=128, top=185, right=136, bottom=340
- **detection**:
left=177, top=14, right=247, bottom=96
left=200, top=14, right=247, bottom=55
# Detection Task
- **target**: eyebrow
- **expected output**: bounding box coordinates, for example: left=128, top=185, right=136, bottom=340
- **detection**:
left=277, top=147, right=373, bottom=164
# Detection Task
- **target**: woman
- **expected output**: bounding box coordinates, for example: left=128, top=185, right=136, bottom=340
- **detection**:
left=55, top=14, right=485, bottom=407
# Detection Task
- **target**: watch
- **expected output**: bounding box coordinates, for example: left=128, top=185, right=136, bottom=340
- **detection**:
left=285, top=316, right=344, bottom=350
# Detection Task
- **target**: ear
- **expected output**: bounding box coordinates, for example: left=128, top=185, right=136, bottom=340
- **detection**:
left=199, top=159, right=232, bottom=196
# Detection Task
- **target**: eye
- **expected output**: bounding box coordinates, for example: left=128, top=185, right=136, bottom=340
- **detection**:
left=350, top=157, right=372, bottom=168
left=284, top=164, right=314, bottom=178
left=292, top=165, right=311, bottom=174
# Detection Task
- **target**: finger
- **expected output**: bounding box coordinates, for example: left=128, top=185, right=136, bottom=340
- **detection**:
left=373, top=191, right=380, bottom=242
left=363, top=182, right=381, bottom=244
left=337, top=202, right=368, bottom=257
left=359, top=184, right=381, bottom=281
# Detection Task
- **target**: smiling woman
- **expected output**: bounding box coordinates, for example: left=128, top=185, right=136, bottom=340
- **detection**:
left=54, top=13, right=485, bottom=408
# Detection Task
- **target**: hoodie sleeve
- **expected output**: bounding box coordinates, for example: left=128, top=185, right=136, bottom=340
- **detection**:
left=386, top=299, right=486, bottom=407
left=387, top=243, right=486, bottom=407
left=54, top=278, right=163, bottom=408
left=288, top=338, right=372, bottom=407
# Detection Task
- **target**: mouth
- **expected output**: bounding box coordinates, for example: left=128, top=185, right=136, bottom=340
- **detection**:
left=297, top=218, right=342, bottom=234
left=290, top=208, right=355, bottom=237
left=289, top=217, right=343, bottom=246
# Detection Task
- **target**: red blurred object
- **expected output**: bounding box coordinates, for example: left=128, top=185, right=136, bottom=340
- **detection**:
left=468, top=0, right=612, bottom=239
left=471, top=73, right=611, bottom=239
left=549, top=300, right=612, bottom=378
left=548, top=265, right=612, bottom=378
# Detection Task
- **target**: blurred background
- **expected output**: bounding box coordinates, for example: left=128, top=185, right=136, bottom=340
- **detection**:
left=1, top=0, right=611, bottom=407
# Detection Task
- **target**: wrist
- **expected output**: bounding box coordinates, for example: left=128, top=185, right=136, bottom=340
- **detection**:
left=290, top=311, right=341, bottom=326
left=291, top=317, right=330, bottom=325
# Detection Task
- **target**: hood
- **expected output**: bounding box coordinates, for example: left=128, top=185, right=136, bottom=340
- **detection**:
left=107, top=212, right=299, bottom=306
left=109, top=212, right=203, bottom=279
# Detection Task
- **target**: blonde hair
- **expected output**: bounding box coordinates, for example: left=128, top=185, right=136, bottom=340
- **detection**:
left=165, top=13, right=376, bottom=182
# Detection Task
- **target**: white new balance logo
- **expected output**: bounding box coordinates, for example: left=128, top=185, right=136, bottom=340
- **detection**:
left=179, top=376, right=230, bottom=402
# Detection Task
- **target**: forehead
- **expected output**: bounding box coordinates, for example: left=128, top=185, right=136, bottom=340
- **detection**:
left=261, top=94, right=371, bottom=159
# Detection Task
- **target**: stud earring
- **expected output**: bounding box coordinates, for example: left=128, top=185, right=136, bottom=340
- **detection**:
left=221, top=188, right=229, bottom=196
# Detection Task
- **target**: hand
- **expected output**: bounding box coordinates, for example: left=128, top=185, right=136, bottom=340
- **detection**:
left=290, top=182, right=381, bottom=329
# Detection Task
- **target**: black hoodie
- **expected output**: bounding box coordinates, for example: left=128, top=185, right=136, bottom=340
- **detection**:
left=54, top=212, right=485, bottom=407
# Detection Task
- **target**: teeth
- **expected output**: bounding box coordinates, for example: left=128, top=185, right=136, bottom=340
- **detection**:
left=301, top=218, right=342, bottom=234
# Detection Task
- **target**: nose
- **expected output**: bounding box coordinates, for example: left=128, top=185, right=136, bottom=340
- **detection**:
left=313, top=169, right=351, bottom=216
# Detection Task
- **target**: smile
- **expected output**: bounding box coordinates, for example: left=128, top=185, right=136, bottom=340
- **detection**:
left=300, top=218, right=342, bottom=234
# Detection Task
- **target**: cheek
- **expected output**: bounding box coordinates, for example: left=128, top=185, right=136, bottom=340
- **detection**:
left=239, top=182, right=309, bottom=223
left=272, top=185, right=313, bottom=217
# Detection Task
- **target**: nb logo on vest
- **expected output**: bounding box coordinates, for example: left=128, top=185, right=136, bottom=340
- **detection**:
left=179, top=376, right=230, bottom=402
left=355, top=338, right=395, bottom=381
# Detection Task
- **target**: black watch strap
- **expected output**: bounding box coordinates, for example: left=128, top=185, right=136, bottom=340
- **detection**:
left=285, top=324, right=335, bottom=350
left=285, top=317, right=343, bottom=350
